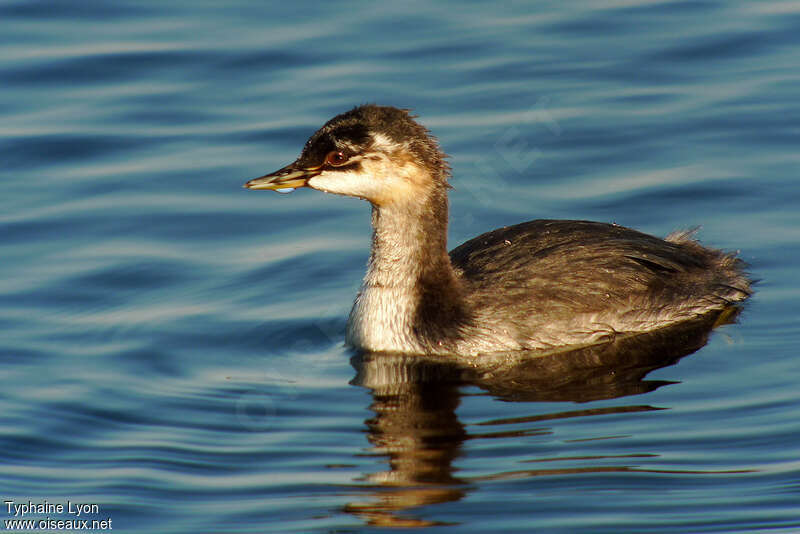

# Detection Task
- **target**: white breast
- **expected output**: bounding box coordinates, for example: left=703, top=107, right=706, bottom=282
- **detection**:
left=346, top=285, right=422, bottom=353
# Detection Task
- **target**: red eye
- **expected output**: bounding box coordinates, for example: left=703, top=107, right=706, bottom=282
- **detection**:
left=326, top=151, right=348, bottom=166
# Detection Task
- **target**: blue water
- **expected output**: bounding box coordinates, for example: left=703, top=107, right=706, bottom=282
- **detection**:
left=2, top=1, right=799, bottom=532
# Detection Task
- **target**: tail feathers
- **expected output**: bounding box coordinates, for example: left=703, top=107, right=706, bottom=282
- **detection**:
left=666, top=228, right=754, bottom=305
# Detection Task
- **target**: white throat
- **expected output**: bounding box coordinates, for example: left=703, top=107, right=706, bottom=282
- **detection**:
left=346, top=202, right=430, bottom=353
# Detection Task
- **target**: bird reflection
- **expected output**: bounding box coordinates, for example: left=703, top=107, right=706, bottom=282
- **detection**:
left=344, top=309, right=744, bottom=527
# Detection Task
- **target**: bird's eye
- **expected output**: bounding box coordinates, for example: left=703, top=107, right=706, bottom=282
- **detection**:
left=325, top=151, right=349, bottom=167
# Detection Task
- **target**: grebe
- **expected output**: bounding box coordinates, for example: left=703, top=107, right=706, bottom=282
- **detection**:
left=245, top=105, right=751, bottom=355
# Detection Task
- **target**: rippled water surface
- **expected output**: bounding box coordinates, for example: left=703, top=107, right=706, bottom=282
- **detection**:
left=2, top=1, right=799, bottom=532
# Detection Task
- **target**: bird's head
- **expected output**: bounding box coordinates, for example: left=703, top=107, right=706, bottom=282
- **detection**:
left=245, top=105, right=449, bottom=207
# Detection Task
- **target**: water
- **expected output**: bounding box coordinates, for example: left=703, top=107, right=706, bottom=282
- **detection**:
left=1, top=1, right=799, bottom=532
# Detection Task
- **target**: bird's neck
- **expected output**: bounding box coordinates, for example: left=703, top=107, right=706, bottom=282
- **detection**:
left=347, top=187, right=469, bottom=353
left=368, top=191, right=451, bottom=288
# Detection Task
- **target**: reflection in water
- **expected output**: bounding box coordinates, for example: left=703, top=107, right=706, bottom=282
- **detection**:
left=345, top=309, right=745, bottom=527
left=344, top=371, right=466, bottom=527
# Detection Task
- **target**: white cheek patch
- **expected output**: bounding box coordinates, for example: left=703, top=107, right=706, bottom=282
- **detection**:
left=307, top=153, right=430, bottom=206
left=308, top=169, right=382, bottom=201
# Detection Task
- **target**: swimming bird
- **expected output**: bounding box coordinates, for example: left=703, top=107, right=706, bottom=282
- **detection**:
left=245, top=105, right=751, bottom=355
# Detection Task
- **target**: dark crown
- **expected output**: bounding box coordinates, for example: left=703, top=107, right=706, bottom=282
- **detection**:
left=297, top=105, right=450, bottom=181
